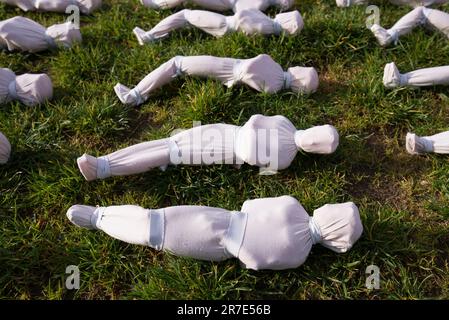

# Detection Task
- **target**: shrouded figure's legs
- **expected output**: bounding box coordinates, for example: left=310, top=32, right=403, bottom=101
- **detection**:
left=114, top=56, right=236, bottom=106
left=406, top=131, right=449, bottom=154
left=66, top=204, right=234, bottom=261
left=371, top=7, right=449, bottom=47
left=134, top=9, right=228, bottom=45
left=77, top=138, right=171, bottom=181
left=383, top=62, right=449, bottom=88
left=141, top=0, right=233, bottom=11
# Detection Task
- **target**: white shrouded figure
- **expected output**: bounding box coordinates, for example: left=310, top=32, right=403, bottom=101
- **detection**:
left=0, top=132, right=11, bottom=164
left=76, top=114, right=339, bottom=181
left=114, top=54, right=319, bottom=107
left=66, top=195, right=363, bottom=270
left=0, top=68, right=53, bottom=106
left=383, top=62, right=449, bottom=88
left=1, top=0, right=102, bottom=14
left=139, top=0, right=294, bottom=13
left=0, top=16, right=82, bottom=53
left=406, top=131, right=449, bottom=154
left=336, top=0, right=447, bottom=8
left=133, top=9, right=303, bottom=45
left=370, top=7, right=449, bottom=47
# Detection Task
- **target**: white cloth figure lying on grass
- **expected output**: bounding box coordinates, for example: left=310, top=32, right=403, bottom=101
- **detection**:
left=0, top=131, right=11, bottom=164
left=0, top=16, right=81, bottom=53
left=0, top=68, right=53, bottom=106
left=133, top=9, right=303, bottom=45
left=140, top=0, right=294, bottom=13
left=1, top=0, right=102, bottom=14
left=383, top=62, right=449, bottom=88
left=66, top=195, right=363, bottom=270
left=114, top=54, right=319, bottom=107
left=336, top=0, right=447, bottom=8
left=76, top=114, right=339, bottom=181
left=406, top=130, right=449, bottom=154
left=370, top=7, right=449, bottom=47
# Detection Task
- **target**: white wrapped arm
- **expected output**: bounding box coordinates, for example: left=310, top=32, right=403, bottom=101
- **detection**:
left=66, top=196, right=363, bottom=270
left=406, top=131, right=449, bottom=154
left=77, top=115, right=338, bottom=181
left=115, top=54, right=318, bottom=106
left=140, top=0, right=294, bottom=13
left=133, top=9, right=303, bottom=45
left=1, top=0, right=102, bottom=14
left=371, top=7, right=449, bottom=47
left=0, top=68, right=53, bottom=106
left=384, top=62, right=449, bottom=88
left=0, top=16, right=81, bottom=53
left=0, top=131, right=11, bottom=164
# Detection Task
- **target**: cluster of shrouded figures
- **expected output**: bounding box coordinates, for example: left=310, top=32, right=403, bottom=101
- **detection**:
left=1, top=0, right=449, bottom=270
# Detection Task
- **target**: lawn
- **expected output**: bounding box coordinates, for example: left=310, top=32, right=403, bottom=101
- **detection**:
left=1, top=0, right=449, bottom=299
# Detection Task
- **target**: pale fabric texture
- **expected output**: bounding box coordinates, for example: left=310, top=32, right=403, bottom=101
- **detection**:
left=0, top=16, right=81, bottom=53
left=66, top=196, right=363, bottom=270
left=1, top=0, right=102, bottom=14
left=114, top=54, right=319, bottom=106
left=0, top=131, right=11, bottom=164
left=406, top=131, right=449, bottom=154
left=0, top=68, right=53, bottom=106
left=140, top=0, right=294, bottom=12
left=383, top=62, right=449, bottom=88
left=133, top=9, right=303, bottom=45
left=370, top=7, right=449, bottom=47
left=336, top=0, right=447, bottom=7
left=76, top=114, right=339, bottom=181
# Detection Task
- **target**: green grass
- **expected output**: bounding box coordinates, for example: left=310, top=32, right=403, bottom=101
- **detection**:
left=1, top=0, right=449, bottom=299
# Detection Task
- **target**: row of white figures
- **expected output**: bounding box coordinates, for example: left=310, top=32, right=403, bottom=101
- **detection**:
left=369, top=7, right=449, bottom=89
left=336, top=0, right=448, bottom=8
left=140, top=0, right=294, bottom=12
left=115, top=54, right=319, bottom=107
left=66, top=196, right=363, bottom=270
left=76, top=114, right=339, bottom=180
left=0, top=16, right=81, bottom=53
left=133, top=9, right=304, bottom=45
left=0, top=0, right=102, bottom=14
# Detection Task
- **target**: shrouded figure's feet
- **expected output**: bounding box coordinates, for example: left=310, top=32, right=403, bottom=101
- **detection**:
left=405, top=133, right=434, bottom=155
left=371, top=24, right=396, bottom=47
left=383, top=62, right=405, bottom=88
left=133, top=27, right=154, bottom=45
left=77, top=154, right=99, bottom=181
left=66, top=205, right=99, bottom=229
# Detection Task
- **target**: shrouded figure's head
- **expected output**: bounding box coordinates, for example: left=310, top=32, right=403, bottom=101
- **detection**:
left=15, top=73, right=53, bottom=106
left=0, top=132, right=11, bottom=164
left=295, top=125, right=339, bottom=154
left=46, top=22, right=82, bottom=48
left=274, top=10, right=304, bottom=35
left=313, top=202, right=363, bottom=253
left=287, top=66, right=319, bottom=94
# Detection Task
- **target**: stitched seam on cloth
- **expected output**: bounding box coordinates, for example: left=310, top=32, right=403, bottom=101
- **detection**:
left=149, top=209, right=165, bottom=250
left=223, top=211, right=248, bottom=258
left=96, top=156, right=111, bottom=179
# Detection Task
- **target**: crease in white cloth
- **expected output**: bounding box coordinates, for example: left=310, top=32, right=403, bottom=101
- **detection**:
left=225, top=16, right=237, bottom=33
left=223, top=210, right=248, bottom=258
left=129, top=88, right=144, bottom=105
left=8, top=81, right=18, bottom=100
left=309, top=216, right=322, bottom=245
left=272, top=19, right=282, bottom=35
left=44, top=30, right=57, bottom=48
left=420, top=136, right=434, bottom=152
left=283, top=71, right=292, bottom=90
left=173, top=56, right=184, bottom=77
left=93, top=206, right=105, bottom=230
left=232, top=59, right=244, bottom=83
left=149, top=208, right=165, bottom=250
left=96, top=156, right=111, bottom=179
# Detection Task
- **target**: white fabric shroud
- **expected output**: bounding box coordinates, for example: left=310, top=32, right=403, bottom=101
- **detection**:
left=76, top=114, right=339, bottom=181
left=0, top=131, right=11, bottom=164
left=140, top=0, right=294, bottom=13
left=133, top=9, right=303, bottom=45
left=114, top=54, right=319, bottom=106
left=370, top=7, right=449, bottom=47
left=66, top=195, right=363, bottom=270
left=383, top=62, right=449, bottom=88
left=336, top=0, right=447, bottom=8
left=0, top=68, right=53, bottom=106
left=0, top=16, right=82, bottom=53
left=1, top=0, right=102, bottom=14
left=406, top=131, right=449, bottom=154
